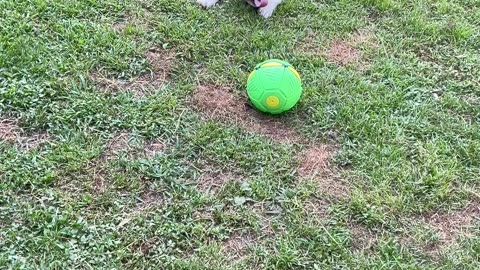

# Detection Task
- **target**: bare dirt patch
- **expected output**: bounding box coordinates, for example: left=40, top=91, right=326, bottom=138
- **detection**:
left=223, top=231, right=257, bottom=260
left=103, top=132, right=132, bottom=160
left=0, top=118, right=19, bottom=142
left=91, top=164, right=109, bottom=194
left=103, top=133, right=167, bottom=160
left=302, top=196, right=330, bottom=221
left=248, top=110, right=303, bottom=144
left=18, top=133, right=50, bottom=151
left=91, top=48, right=175, bottom=97
left=297, top=145, right=350, bottom=200
left=145, top=48, right=174, bottom=79
left=144, top=138, right=166, bottom=158
left=195, top=166, right=241, bottom=195
left=0, top=118, right=50, bottom=150
left=424, top=201, right=480, bottom=245
left=192, top=84, right=303, bottom=143
left=398, top=201, right=480, bottom=257
left=138, top=189, right=164, bottom=207
left=317, top=173, right=350, bottom=200
left=219, top=203, right=282, bottom=261
left=298, top=144, right=334, bottom=178
left=463, top=94, right=480, bottom=106
left=348, top=222, right=379, bottom=253
left=298, top=29, right=377, bottom=68
left=130, top=237, right=159, bottom=256
left=193, top=84, right=240, bottom=117
left=192, top=207, right=215, bottom=223
left=327, top=40, right=361, bottom=66
left=117, top=190, right=164, bottom=230
left=327, top=29, right=377, bottom=67
left=252, top=201, right=285, bottom=238
left=112, top=20, right=129, bottom=32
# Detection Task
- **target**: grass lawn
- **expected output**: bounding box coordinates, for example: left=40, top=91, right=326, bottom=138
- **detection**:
left=1, top=0, right=479, bottom=269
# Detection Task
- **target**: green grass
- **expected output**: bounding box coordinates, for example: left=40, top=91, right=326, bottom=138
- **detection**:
left=1, top=0, right=479, bottom=269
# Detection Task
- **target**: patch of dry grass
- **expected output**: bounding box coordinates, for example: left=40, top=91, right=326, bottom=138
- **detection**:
left=222, top=231, right=257, bottom=261
left=0, top=118, right=50, bottom=150
left=348, top=222, right=379, bottom=253
left=298, top=144, right=350, bottom=200
left=192, top=84, right=303, bottom=143
left=91, top=48, right=175, bottom=97
left=194, top=165, right=241, bottom=195
left=326, top=39, right=362, bottom=66
left=297, top=29, right=378, bottom=68
left=0, top=118, right=19, bottom=141
left=424, top=201, right=480, bottom=246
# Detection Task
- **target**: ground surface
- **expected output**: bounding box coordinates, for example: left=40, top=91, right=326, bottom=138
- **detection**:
left=1, top=0, right=479, bottom=269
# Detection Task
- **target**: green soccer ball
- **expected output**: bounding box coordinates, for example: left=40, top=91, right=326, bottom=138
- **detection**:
left=246, top=59, right=302, bottom=114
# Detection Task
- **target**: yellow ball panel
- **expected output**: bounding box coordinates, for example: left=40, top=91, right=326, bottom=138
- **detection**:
left=266, top=96, right=280, bottom=108
left=260, top=62, right=283, bottom=68
left=288, top=66, right=301, bottom=81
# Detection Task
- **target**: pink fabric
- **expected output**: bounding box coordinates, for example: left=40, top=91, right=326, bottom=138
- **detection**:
left=255, top=0, right=268, bottom=8
left=246, top=0, right=268, bottom=8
